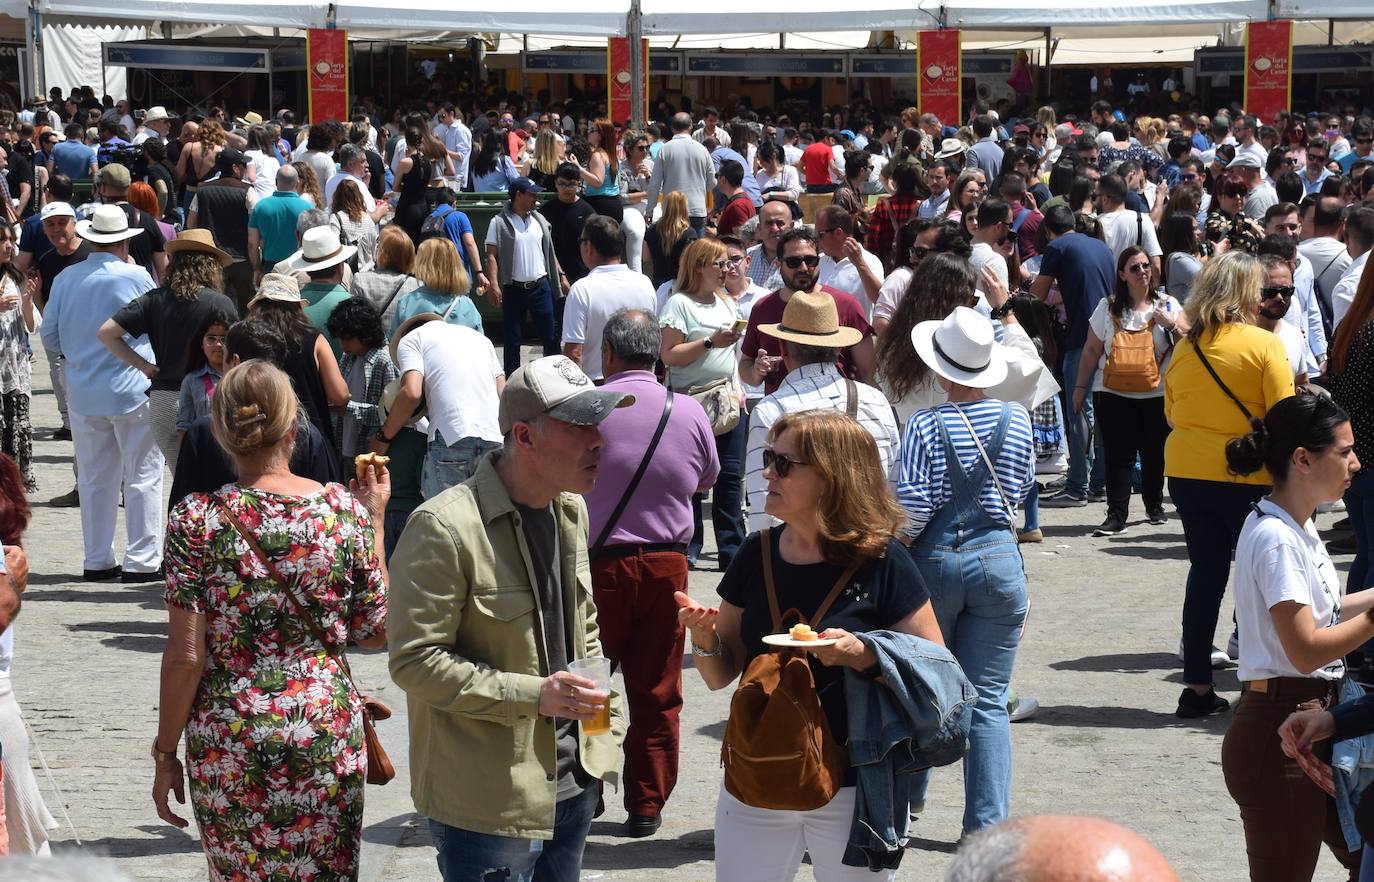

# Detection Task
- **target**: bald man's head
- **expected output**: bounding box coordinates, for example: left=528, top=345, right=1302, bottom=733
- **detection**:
left=945, top=816, right=1179, bottom=882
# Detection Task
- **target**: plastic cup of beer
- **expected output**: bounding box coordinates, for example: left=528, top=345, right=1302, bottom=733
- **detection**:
left=568, top=657, right=612, bottom=736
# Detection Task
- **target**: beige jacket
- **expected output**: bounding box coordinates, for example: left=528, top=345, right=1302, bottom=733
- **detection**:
left=387, top=453, right=624, bottom=839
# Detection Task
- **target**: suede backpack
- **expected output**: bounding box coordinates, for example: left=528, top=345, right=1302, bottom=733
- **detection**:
left=721, top=529, right=858, bottom=811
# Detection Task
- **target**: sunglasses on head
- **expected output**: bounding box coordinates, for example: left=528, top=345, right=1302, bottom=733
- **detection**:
left=1262, top=284, right=1295, bottom=300
left=783, top=255, right=820, bottom=269
left=762, top=448, right=807, bottom=478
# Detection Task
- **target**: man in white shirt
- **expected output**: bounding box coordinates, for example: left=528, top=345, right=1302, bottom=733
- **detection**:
left=745, top=200, right=791, bottom=291
left=1094, top=174, right=1162, bottom=277
left=1233, top=115, right=1268, bottom=166
left=1254, top=255, right=1315, bottom=384
left=692, top=108, right=730, bottom=148
left=1259, top=206, right=1325, bottom=367
left=371, top=312, right=505, bottom=498
left=1300, top=195, right=1352, bottom=331
left=323, top=144, right=388, bottom=222
left=433, top=102, right=472, bottom=188
left=814, top=204, right=882, bottom=318
left=742, top=288, right=899, bottom=533
left=132, top=106, right=170, bottom=146
left=1333, top=206, right=1374, bottom=329
left=968, top=199, right=1013, bottom=324
left=561, top=216, right=656, bottom=381
left=918, top=161, right=952, bottom=219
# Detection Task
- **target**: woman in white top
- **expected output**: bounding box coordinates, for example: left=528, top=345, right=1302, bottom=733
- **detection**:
left=754, top=140, right=801, bottom=207
left=244, top=125, right=282, bottom=200
left=659, top=237, right=745, bottom=569
left=1072, top=246, right=1187, bottom=537
left=1221, top=394, right=1368, bottom=882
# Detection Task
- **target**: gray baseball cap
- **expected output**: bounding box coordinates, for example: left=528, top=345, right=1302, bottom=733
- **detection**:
left=498, top=355, right=634, bottom=434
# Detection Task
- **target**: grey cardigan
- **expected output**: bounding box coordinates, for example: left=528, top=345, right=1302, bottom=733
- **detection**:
left=489, top=206, right=562, bottom=287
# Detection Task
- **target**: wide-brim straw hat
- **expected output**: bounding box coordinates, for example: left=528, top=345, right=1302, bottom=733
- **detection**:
left=165, top=229, right=233, bottom=267
left=758, top=289, right=863, bottom=348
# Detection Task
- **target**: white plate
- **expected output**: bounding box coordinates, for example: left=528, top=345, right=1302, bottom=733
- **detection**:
left=762, top=634, right=840, bottom=648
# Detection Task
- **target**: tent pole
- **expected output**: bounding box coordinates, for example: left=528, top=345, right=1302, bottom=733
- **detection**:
left=1042, top=27, right=1051, bottom=106
left=25, top=1, right=42, bottom=100
left=628, top=0, right=644, bottom=129
left=1328, top=19, right=1334, bottom=45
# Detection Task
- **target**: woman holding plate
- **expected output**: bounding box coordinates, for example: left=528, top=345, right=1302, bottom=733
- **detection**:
left=677, top=408, right=942, bottom=881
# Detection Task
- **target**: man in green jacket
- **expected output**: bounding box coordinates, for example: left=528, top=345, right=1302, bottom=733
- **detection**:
left=388, top=354, right=632, bottom=882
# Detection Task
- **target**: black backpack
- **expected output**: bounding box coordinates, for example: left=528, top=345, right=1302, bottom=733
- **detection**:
left=419, top=205, right=456, bottom=243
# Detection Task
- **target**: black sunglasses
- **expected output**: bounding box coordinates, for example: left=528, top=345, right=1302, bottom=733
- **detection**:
left=910, top=245, right=932, bottom=259
left=1261, top=284, right=1295, bottom=300
left=783, top=255, right=820, bottom=269
left=762, top=448, right=808, bottom=478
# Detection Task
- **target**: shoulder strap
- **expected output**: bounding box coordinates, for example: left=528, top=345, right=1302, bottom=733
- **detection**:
left=1192, top=338, right=1254, bottom=421
left=590, top=391, right=674, bottom=556
left=845, top=378, right=858, bottom=419
left=213, top=497, right=360, bottom=684
left=1012, top=207, right=1032, bottom=233
left=440, top=295, right=464, bottom=320
left=1136, top=210, right=1144, bottom=247
left=380, top=274, right=411, bottom=315
left=950, top=403, right=1016, bottom=521
left=760, top=525, right=864, bottom=632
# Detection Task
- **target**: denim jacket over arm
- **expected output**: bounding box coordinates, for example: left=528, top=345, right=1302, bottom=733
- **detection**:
left=841, top=630, right=976, bottom=870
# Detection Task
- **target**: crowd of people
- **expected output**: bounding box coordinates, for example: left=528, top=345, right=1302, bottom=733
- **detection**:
left=0, top=80, right=1371, bottom=881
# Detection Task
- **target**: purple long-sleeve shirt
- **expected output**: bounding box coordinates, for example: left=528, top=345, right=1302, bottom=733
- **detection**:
left=585, top=371, right=720, bottom=547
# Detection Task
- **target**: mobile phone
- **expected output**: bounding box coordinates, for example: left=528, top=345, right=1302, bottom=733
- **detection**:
left=732, top=318, right=748, bottom=333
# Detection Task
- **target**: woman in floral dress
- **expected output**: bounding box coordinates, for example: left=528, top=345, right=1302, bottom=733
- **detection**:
left=0, top=225, right=36, bottom=492
left=152, top=360, right=388, bottom=881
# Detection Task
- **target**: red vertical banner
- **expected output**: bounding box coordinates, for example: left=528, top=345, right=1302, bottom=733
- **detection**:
left=1245, top=20, right=1292, bottom=125
left=607, top=38, right=648, bottom=125
left=307, top=28, right=349, bottom=123
left=917, top=30, right=961, bottom=127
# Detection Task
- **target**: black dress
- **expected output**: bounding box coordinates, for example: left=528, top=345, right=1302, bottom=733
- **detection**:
left=395, top=152, right=432, bottom=244
left=283, top=329, right=337, bottom=453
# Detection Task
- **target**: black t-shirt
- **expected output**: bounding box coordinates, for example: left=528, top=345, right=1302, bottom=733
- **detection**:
left=116, top=203, right=167, bottom=277
left=111, top=286, right=239, bottom=391
left=539, top=197, right=595, bottom=285
left=144, top=163, right=178, bottom=223
left=169, top=410, right=341, bottom=510
left=513, top=501, right=588, bottom=800
left=717, top=527, right=930, bottom=748
left=35, top=240, right=92, bottom=306
left=6, top=149, right=36, bottom=219
left=363, top=149, right=386, bottom=200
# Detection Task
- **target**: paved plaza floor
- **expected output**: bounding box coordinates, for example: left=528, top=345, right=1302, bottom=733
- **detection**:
left=7, top=345, right=1354, bottom=880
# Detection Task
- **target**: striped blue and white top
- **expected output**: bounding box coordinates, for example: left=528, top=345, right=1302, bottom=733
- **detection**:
left=898, top=399, right=1036, bottom=536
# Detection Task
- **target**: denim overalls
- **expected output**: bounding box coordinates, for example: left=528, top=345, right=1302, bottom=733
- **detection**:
left=906, top=402, right=1029, bottom=835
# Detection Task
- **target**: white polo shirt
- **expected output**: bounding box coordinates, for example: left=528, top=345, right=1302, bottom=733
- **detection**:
left=395, top=322, right=504, bottom=445
left=561, top=264, right=658, bottom=379
left=485, top=212, right=548, bottom=283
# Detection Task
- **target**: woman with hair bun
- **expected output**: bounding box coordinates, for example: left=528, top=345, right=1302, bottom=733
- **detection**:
left=152, top=359, right=390, bottom=881
left=1221, top=394, right=1369, bottom=882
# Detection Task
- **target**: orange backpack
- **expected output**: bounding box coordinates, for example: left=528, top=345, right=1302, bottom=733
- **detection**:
left=1102, top=315, right=1161, bottom=393
left=721, top=530, right=859, bottom=811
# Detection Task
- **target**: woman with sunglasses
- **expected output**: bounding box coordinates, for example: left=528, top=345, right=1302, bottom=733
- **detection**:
left=676, top=408, right=942, bottom=882
left=1072, top=246, right=1186, bottom=537
left=943, top=169, right=986, bottom=226
left=1205, top=173, right=1264, bottom=255
left=659, top=237, right=745, bottom=570
left=871, top=218, right=954, bottom=337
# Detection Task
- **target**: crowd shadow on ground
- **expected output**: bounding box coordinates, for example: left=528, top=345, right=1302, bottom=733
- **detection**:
left=58, top=826, right=202, bottom=858
left=583, top=828, right=713, bottom=870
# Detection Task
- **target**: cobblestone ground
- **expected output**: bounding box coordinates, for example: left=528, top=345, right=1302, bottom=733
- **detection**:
left=6, top=346, right=1354, bottom=880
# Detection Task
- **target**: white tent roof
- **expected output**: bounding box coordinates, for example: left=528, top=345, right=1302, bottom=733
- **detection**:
left=33, top=0, right=324, bottom=28
left=328, top=0, right=626, bottom=36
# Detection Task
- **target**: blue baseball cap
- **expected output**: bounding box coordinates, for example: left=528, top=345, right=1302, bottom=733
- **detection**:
left=508, top=176, right=543, bottom=195
left=839, top=129, right=857, bottom=141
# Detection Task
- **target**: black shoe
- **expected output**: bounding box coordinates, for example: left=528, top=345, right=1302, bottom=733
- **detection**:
left=1329, top=534, right=1359, bottom=555
left=1176, top=687, right=1230, bottom=718
left=121, top=569, right=163, bottom=584
left=1092, top=516, right=1127, bottom=537
left=1147, top=508, right=1168, bottom=525
left=50, top=426, right=71, bottom=441
left=594, top=795, right=605, bottom=819
left=1332, top=516, right=1352, bottom=531
left=49, top=487, right=79, bottom=508
left=624, top=814, right=661, bottom=838
left=1086, top=489, right=1107, bottom=503
left=83, top=565, right=122, bottom=582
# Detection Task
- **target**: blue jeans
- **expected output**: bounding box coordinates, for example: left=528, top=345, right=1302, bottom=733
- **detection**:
left=502, top=278, right=560, bottom=377
left=383, top=510, right=409, bottom=562
left=689, top=415, right=746, bottom=568
left=906, top=537, right=1028, bottom=833
left=422, top=433, right=501, bottom=499
left=1021, top=480, right=1039, bottom=532
left=1345, top=470, right=1374, bottom=593
left=1363, top=842, right=1374, bottom=882
left=1060, top=347, right=1104, bottom=497
left=429, top=784, right=599, bottom=882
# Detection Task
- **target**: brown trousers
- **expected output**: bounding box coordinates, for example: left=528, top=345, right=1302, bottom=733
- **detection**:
left=1222, top=678, right=1361, bottom=882
left=591, top=547, right=689, bottom=817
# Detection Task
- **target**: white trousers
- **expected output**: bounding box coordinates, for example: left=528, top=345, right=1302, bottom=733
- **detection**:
left=70, top=402, right=164, bottom=572
left=0, top=672, right=58, bottom=855
left=714, top=784, right=900, bottom=882
left=621, top=209, right=646, bottom=274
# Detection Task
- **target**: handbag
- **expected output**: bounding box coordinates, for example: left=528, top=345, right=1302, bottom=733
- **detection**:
left=590, top=392, right=674, bottom=556
left=213, top=498, right=396, bottom=786
left=687, top=374, right=742, bottom=436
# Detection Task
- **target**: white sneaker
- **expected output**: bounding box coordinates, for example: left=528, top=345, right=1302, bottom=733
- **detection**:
left=1009, top=695, right=1040, bottom=722
left=1178, top=639, right=1231, bottom=669
left=1318, top=499, right=1347, bottom=514
left=1035, top=452, right=1068, bottom=476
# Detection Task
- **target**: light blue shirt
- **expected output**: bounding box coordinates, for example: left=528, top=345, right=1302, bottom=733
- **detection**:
left=40, top=252, right=155, bottom=416
left=389, top=286, right=484, bottom=336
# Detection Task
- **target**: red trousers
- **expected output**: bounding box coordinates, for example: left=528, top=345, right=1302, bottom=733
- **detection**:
left=591, top=548, right=688, bottom=817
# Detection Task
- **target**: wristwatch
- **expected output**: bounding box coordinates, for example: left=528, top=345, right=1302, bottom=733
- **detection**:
left=989, top=302, right=1015, bottom=320
left=151, top=739, right=177, bottom=762
left=375, top=429, right=396, bottom=445
left=702, top=338, right=715, bottom=350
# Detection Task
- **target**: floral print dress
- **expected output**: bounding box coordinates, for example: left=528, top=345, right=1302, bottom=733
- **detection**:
left=164, top=483, right=386, bottom=882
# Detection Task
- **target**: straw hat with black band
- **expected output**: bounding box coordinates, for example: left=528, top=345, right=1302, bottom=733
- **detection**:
left=758, top=289, right=863, bottom=349
left=165, top=229, right=233, bottom=267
